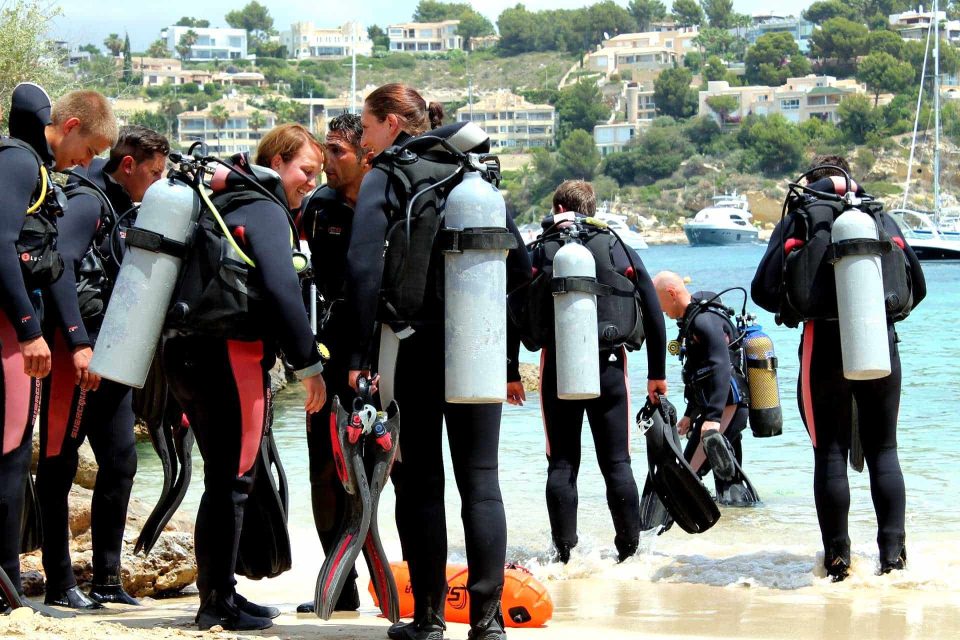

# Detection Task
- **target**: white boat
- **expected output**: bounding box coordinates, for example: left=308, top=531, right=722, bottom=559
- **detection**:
left=594, top=212, right=648, bottom=250
left=895, top=0, right=960, bottom=260
left=683, top=193, right=758, bottom=246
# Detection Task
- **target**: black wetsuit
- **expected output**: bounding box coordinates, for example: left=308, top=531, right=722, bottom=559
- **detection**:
left=751, top=178, right=927, bottom=566
left=676, top=292, right=749, bottom=494
left=36, top=159, right=138, bottom=593
left=531, top=219, right=666, bottom=560
left=300, top=186, right=358, bottom=587
left=162, top=195, right=322, bottom=607
left=0, top=89, right=54, bottom=595
left=343, top=144, right=531, bottom=626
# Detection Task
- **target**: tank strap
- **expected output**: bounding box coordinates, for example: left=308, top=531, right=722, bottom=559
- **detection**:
left=124, top=227, right=189, bottom=258
left=746, top=356, right=778, bottom=370
left=550, top=276, right=612, bottom=297
left=826, top=238, right=892, bottom=263
left=437, top=227, right=518, bottom=252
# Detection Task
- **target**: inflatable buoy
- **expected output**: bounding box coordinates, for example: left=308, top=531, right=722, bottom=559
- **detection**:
left=369, top=561, right=553, bottom=628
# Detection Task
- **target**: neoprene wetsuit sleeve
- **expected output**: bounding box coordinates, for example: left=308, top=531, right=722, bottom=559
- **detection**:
left=46, top=192, right=101, bottom=349
left=241, top=200, right=322, bottom=372
left=623, top=246, right=666, bottom=380
left=0, top=147, right=45, bottom=341
left=751, top=216, right=793, bottom=314
left=690, top=312, right=733, bottom=422
left=344, top=167, right=391, bottom=370
left=505, top=215, right=531, bottom=382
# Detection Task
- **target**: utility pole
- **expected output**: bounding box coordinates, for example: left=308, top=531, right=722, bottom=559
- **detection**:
left=351, top=22, right=358, bottom=114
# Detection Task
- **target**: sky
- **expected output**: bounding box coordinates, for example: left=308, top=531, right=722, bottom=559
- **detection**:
left=52, top=0, right=813, bottom=52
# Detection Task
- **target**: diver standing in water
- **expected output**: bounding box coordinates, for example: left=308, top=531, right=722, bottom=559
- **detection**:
left=752, top=155, right=926, bottom=581
left=0, top=84, right=117, bottom=609
left=161, top=124, right=326, bottom=630
left=344, top=83, right=531, bottom=640
left=511, top=180, right=667, bottom=563
left=296, top=113, right=371, bottom=614
left=653, top=272, right=759, bottom=506
left=37, top=125, right=168, bottom=609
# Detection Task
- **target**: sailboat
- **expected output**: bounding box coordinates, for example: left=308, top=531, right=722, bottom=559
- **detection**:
left=888, top=0, right=960, bottom=259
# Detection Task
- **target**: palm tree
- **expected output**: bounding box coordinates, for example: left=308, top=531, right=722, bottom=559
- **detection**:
left=103, top=33, right=123, bottom=57
left=248, top=110, right=266, bottom=141
left=209, top=103, right=230, bottom=153
left=175, top=30, right=198, bottom=62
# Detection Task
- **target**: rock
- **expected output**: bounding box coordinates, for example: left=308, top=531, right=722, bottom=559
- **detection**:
left=519, top=363, right=539, bottom=393
left=269, top=359, right=289, bottom=394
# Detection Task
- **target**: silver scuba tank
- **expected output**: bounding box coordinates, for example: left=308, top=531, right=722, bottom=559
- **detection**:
left=831, top=208, right=891, bottom=380
left=552, top=239, right=600, bottom=399
left=443, top=171, right=509, bottom=403
left=90, top=178, right=201, bottom=388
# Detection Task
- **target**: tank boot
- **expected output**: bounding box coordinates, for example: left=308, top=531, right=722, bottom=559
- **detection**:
left=468, top=589, right=507, bottom=640
left=387, top=606, right=446, bottom=640
left=45, top=586, right=104, bottom=610
left=89, top=573, right=141, bottom=606
left=234, top=592, right=280, bottom=619
left=195, top=589, right=272, bottom=631
left=823, top=542, right=851, bottom=583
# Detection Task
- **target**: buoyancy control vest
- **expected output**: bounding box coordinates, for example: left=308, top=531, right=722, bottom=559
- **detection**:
left=514, top=216, right=645, bottom=352
left=60, top=179, right=117, bottom=320
left=2, top=138, right=66, bottom=288
left=778, top=172, right=913, bottom=328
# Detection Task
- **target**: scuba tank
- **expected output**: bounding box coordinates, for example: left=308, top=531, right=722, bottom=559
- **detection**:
left=831, top=207, right=891, bottom=380
left=443, top=171, right=510, bottom=403
left=90, top=166, right=201, bottom=387
left=551, top=235, right=600, bottom=400
left=740, top=321, right=783, bottom=437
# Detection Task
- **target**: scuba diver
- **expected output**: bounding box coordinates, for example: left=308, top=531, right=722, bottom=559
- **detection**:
left=160, top=124, right=327, bottom=630
left=343, top=83, right=531, bottom=640
left=752, top=155, right=926, bottom=581
left=510, top=180, right=667, bottom=563
left=653, top=272, right=759, bottom=507
left=36, top=125, right=169, bottom=609
left=295, top=113, right=372, bottom=614
left=0, top=84, right=117, bottom=610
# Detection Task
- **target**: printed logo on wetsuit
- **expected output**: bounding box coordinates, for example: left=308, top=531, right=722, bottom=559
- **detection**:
left=71, top=390, right=88, bottom=439
left=20, top=314, right=33, bottom=324
left=20, top=252, right=30, bottom=262
left=327, top=225, right=343, bottom=236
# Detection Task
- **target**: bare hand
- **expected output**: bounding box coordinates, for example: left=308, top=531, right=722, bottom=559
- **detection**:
left=506, top=381, right=526, bottom=406
left=701, top=420, right=721, bottom=435
left=348, top=369, right=379, bottom=394
left=647, top=379, right=667, bottom=403
left=677, top=415, right=692, bottom=436
left=72, top=346, right=101, bottom=391
left=302, top=374, right=327, bottom=414
left=20, top=336, right=51, bottom=378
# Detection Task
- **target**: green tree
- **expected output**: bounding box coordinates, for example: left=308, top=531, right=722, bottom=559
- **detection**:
left=705, top=94, right=739, bottom=123
left=628, top=0, right=667, bottom=31
left=413, top=0, right=464, bottom=21
left=576, top=1, right=638, bottom=48
left=865, top=29, right=905, bottom=59
left=637, top=121, right=694, bottom=182
left=79, top=43, right=100, bottom=55
left=368, top=25, right=389, bottom=49
left=497, top=5, right=540, bottom=55
left=702, top=0, right=734, bottom=29
left=248, top=110, right=266, bottom=137
left=837, top=94, right=880, bottom=144
left=0, top=0, right=67, bottom=124
left=122, top=33, right=133, bottom=85
left=160, top=97, right=185, bottom=136
left=103, top=33, right=123, bottom=57
left=225, top=1, right=274, bottom=45
left=857, top=52, right=914, bottom=106
left=684, top=115, right=722, bottom=152
left=176, top=30, right=198, bottom=61
left=556, top=129, right=600, bottom=180
left=128, top=110, right=167, bottom=134
left=555, top=80, right=609, bottom=141
left=745, top=32, right=810, bottom=86
left=802, top=0, right=856, bottom=24
left=654, top=67, right=698, bottom=119
left=693, top=27, right=739, bottom=59
left=736, top=114, right=804, bottom=175
left=175, top=16, right=210, bottom=28
left=209, top=103, right=230, bottom=151
left=671, top=0, right=705, bottom=28
left=703, top=55, right=727, bottom=82
left=456, top=13, right=495, bottom=47
left=147, top=39, right=169, bottom=58
left=809, top=17, right=868, bottom=62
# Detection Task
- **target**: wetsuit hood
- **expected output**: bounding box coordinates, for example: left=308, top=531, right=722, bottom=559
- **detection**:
left=8, top=83, right=55, bottom=166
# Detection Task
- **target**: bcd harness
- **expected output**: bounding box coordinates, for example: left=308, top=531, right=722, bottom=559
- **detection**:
left=777, top=166, right=914, bottom=329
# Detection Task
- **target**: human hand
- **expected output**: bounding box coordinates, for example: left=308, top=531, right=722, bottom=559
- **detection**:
left=647, top=379, right=667, bottom=403
left=701, top=420, right=720, bottom=435
left=72, top=346, right=101, bottom=391
left=506, top=381, right=526, bottom=406
left=348, top=369, right=378, bottom=394
left=302, top=374, right=327, bottom=414
left=20, top=336, right=51, bottom=378
left=677, top=415, right=692, bottom=436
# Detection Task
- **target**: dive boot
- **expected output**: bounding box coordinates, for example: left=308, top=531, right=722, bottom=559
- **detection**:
left=89, top=574, right=141, bottom=606
left=824, top=543, right=851, bottom=583
left=45, top=586, right=104, bottom=610
left=701, top=431, right=736, bottom=481
left=468, top=597, right=507, bottom=640
left=195, top=590, right=272, bottom=631
left=296, top=600, right=315, bottom=614
left=234, top=592, right=280, bottom=619
left=615, top=537, right=639, bottom=563
left=387, top=609, right=446, bottom=640
left=878, top=547, right=907, bottom=575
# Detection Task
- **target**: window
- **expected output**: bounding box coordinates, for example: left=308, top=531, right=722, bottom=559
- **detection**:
left=780, top=98, right=800, bottom=110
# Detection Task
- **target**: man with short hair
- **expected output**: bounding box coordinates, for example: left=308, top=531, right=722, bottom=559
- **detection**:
left=296, top=113, right=372, bottom=613
left=0, top=84, right=117, bottom=607
left=36, top=125, right=170, bottom=609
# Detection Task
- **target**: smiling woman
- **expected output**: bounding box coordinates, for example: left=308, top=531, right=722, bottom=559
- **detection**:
left=254, top=123, right=323, bottom=210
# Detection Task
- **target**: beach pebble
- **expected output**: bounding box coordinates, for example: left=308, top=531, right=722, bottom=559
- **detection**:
left=9, top=605, right=36, bottom=620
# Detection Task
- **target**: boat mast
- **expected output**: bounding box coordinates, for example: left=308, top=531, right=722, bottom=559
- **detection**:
left=903, top=17, right=932, bottom=210
left=934, top=0, right=942, bottom=218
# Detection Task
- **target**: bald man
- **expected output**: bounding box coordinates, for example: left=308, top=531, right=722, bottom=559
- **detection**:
left=653, top=272, right=756, bottom=505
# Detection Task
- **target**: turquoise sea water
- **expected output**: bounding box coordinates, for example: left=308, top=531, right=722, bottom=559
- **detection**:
left=131, top=243, right=960, bottom=590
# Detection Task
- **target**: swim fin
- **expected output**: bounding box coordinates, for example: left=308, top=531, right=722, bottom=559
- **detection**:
left=849, top=398, right=864, bottom=473
left=637, top=396, right=719, bottom=534
left=314, top=395, right=370, bottom=620
left=361, top=399, right=401, bottom=623
left=135, top=401, right=178, bottom=554
left=639, top=473, right=674, bottom=536
left=701, top=431, right=761, bottom=507
left=0, top=565, right=74, bottom=619
left=20, top=473, right=42, bottom=553
left=236, top=426, right=292, bottom=580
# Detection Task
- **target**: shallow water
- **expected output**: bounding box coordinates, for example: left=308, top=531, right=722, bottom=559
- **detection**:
left=130, top=243, right=960, bottom=592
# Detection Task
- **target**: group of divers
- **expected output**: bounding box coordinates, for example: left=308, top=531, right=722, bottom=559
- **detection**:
left=0, top=79, right=926, bottom=639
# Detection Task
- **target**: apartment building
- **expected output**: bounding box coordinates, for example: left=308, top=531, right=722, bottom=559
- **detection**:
left=889, top=9, right=960, bottom=42
left=698, top=75, right=869, bottom=125
left=133, top=57, right=212, bottom=87
left=161, top=26, right=247, bottom=61
left=743, top=15, right=814, bottom=53
left=178, top=98, right=277, bottom=154
left=388, top=20, right=462, bottom=53
left=281, top=21, right=373, bottom=59
left=456, top=91, right=555, bottom=149
left=586, top=28, right=698, bottom=76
